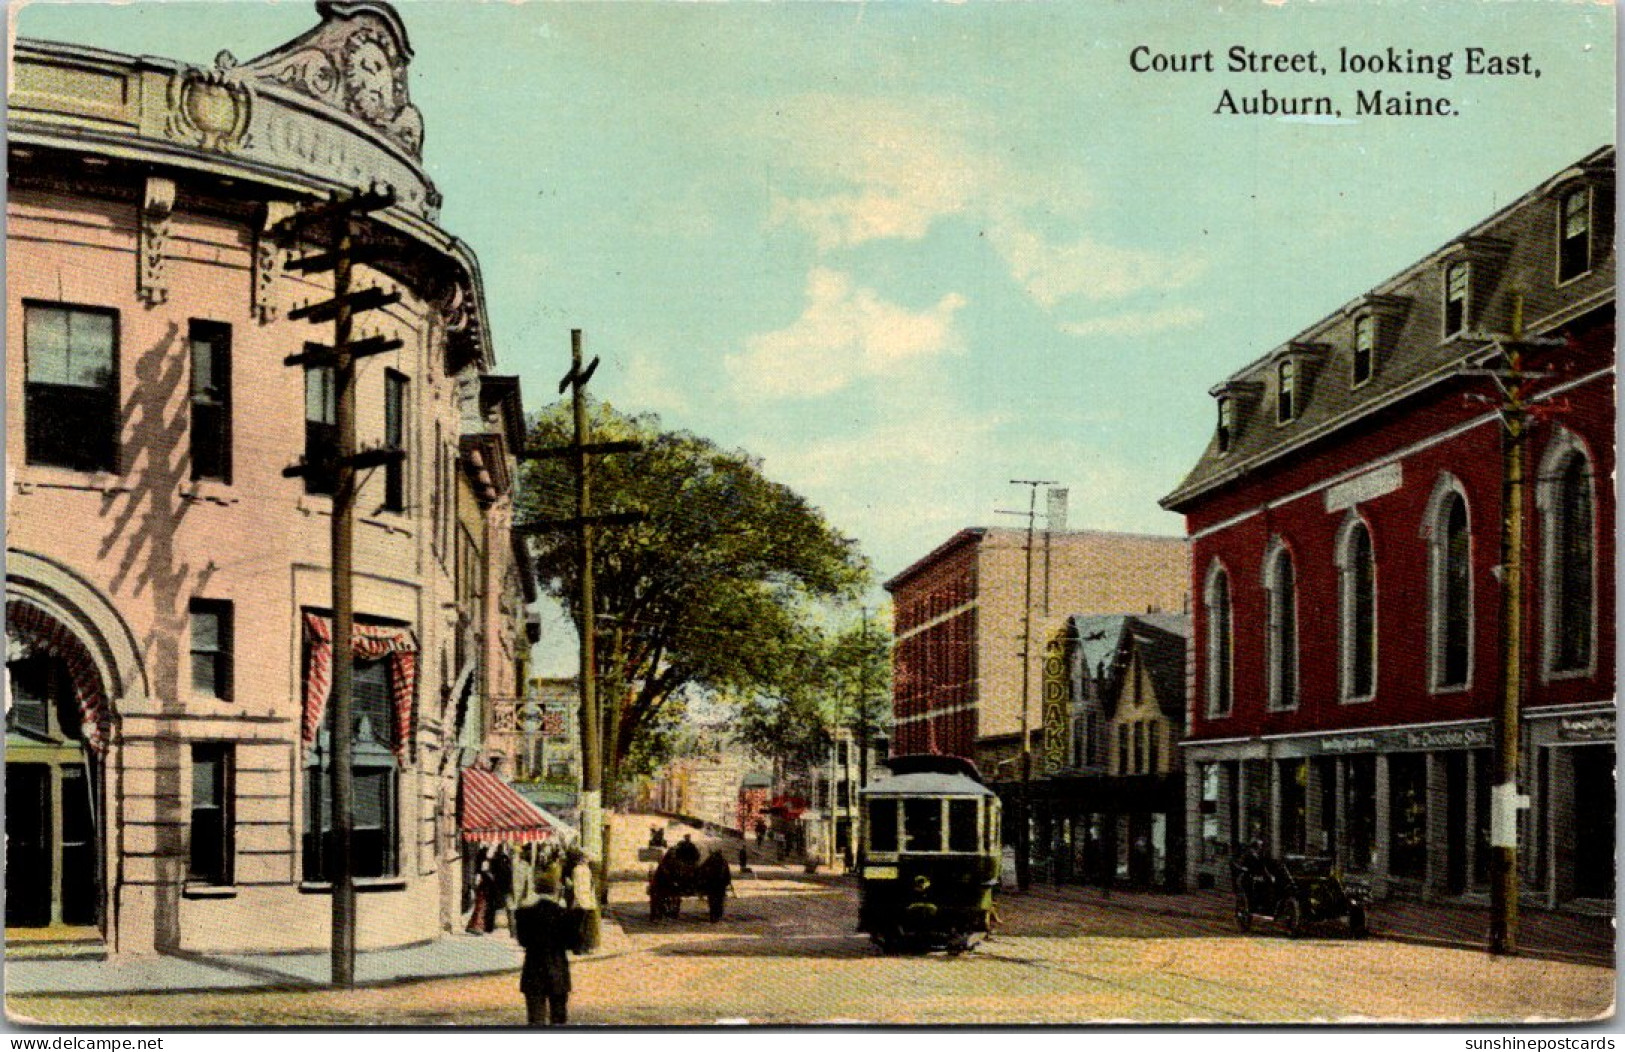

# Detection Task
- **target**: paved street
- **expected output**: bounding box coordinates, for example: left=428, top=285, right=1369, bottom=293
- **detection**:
left=8, top=818, right=1612, bottom=1027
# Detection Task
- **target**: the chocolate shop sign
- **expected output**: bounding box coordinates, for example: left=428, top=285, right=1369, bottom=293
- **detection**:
left=1316, top=722, right=1491, bottom=755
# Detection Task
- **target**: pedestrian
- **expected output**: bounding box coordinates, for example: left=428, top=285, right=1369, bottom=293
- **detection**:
left=738, top=844, right=751, bottom=874
left=507, top=843, right=535, bottom=934
left=489, top=844, right=514, bottom=932
left=755, top=819, right=767, bottom=847
left=466, top=847, right=495, bottom=935
left=514, top=870, right=580, bottom=1026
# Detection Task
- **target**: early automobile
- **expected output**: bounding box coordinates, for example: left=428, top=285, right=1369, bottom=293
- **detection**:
left=856, top=754, right=1002, bottom=954
left=1231, top=846, right=1369, bottom=938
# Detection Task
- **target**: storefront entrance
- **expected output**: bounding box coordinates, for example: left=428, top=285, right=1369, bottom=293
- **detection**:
left=6, top=643, right=103, bottom=932
left=1570, top=745, right=1615, bottom=900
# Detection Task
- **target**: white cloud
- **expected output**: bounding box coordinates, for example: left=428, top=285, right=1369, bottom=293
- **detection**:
left=1059, top=304, right=1207, bottom=339
left=726, top=268, right=966, bottom=398
left=991, top=219, right=1206, bottom=309
left=757, top=93, right=1202, bottom=309
left=615, top=351, right=691, bottom=415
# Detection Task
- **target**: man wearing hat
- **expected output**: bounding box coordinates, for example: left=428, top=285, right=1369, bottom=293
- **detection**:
left=514, top=868, right=578, bottom=1025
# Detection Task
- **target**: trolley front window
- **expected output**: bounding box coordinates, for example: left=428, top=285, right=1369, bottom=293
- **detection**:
left=948, top=799, right=978, bottom=852
left=869, top=799, right=899, bottom=853
left=904, top=798, right=943, bottom=852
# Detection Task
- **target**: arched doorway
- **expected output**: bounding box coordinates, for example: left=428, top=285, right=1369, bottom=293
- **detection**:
left=6, top=602, right=111, bottom=935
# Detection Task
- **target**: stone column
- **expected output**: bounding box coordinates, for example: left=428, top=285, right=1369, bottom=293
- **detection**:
left=1185, top=761, right=1204, bottom=889
left=1548, top=745, right=1574, bottom=906
left=1305, top=759, right=1325, bottom=855
left=1373, top=753, right=1391, bottom=897
left=1266, top=759, right=1281, bottom=856
left=1333, top=758, right=1349, bottom=868
left=1424, top=751, right=1449, bottom=899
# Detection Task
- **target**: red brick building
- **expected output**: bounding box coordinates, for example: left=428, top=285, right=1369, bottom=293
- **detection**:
left=1163, top=148, right=1614, bottom=907
left=885, top=528, right=1188, bottom=776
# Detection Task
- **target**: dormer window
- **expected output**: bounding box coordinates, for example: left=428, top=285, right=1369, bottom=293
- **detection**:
left=1444, top=261, right=1470, bottom=337
left=1216, top=396, right=1234, bottom=454
left=1558, top=186, right=1592, bottom=283
left=1276, top=360, right=1296, bottom=423
left=1352, top=315, right=1374, bottom=386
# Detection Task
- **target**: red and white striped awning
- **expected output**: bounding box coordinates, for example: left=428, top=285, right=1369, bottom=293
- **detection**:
left=460, top=767, right=561, bottom=844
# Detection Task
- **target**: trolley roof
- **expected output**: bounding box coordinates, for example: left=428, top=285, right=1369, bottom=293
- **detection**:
left=860, top=771, right=997, bottom=798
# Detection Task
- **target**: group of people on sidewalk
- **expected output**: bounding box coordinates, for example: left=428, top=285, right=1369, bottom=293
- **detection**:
left=466, top=841, right=593, bottom=1026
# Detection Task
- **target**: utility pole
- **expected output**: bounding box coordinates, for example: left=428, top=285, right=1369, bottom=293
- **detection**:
left=517, top=331, right=642, bottom=945
left=1461, top=293, right=1563, bottom=957
left=856, top=608, right=872, bottom=861
left=999, top=478, right=1057, bottom=893
left=276, top=185, right=405, bottom=988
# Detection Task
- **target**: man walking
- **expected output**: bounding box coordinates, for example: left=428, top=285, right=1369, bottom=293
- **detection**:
left=514, top=870, right=579, bottom=1025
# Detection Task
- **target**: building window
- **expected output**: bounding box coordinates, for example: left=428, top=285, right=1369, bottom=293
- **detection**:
left=1117, top=724, right=1129, bottom=775
left=384, top=370, right=407, bottom=513
left=304, top=361, right=337, bottom=496
left=1147, top=724, right=1159, bottom=775
left=189, top=321, right=232, bottom=482
left=1444, top=261, right=1470, bottom=337
left=24, top=303, right=118, bottom=473
left=1276, top=360, right=1296, bottom=423
left=1558, top=186, right=1592, bottom=283
left=190, top=600, right=233, bottom=700
left=1543, top=444, right=1595, bottom=675
left=1352, top=315, right=1374, bottom=386
left=189, top=744, right=234, bottom=886
left=303, top=657, right=398, bottom=882
left=1265, top=543, right=1298, bottom=711
left=1204, top=565, right=1233, bottom=717
left=1430, top=487, right=1472, bottom=690
left=1338, top=519, right=1377, bottom=701
left=1216, top=396, right=1234, bottom=454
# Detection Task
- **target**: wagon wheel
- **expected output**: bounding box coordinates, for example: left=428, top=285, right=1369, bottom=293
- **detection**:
left=1233, top=894, right=1253, bottom=933
left=648, top=891, right=662, bottom=921
left=1281, top=896, right=1305, bottom=938
left=1347, top=903, right=1368, bottom=939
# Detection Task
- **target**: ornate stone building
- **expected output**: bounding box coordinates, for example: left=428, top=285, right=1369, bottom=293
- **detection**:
left=6, top=3, right=531, bottom=955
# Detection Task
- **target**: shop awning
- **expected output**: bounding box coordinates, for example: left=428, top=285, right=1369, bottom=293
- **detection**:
left=460, top=767, right=565, bottom=844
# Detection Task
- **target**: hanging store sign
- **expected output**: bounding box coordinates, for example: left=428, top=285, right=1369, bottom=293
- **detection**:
left=1555, top=713, right=1615, bottom=743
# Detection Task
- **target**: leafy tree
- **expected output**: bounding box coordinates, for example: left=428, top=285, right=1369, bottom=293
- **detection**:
left=732, top=615, right=892, bottom=773
left=520, top=400, right=870, bottom=792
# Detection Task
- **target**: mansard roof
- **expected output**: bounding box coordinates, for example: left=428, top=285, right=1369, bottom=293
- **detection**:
left=1163, top=145, right=1615, bottom=513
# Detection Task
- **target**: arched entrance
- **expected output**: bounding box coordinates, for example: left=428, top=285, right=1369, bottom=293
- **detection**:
left=6, top=600, right=113, bottom=934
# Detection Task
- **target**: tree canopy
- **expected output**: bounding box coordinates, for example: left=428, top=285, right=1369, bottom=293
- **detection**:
left=520, top=400, right=871, bottom=789
left=731, top=615, right=892, bottom=773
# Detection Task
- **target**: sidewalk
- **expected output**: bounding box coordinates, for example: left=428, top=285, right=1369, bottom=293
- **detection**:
left=1017, top=883, right=1615, bottom=965
left=6, top=912, right=637, bottom=998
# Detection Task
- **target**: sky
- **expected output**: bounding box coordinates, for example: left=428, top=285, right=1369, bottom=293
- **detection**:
left=14, top=0, right=1616, bottom=673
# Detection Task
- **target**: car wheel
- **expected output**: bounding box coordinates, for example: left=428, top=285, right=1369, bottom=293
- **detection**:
left=1282, top=897, right=1305, bottom=938
left=1234, top=895, right=1253, bottom=933
left=1348, top=904, right=1367, bottom=939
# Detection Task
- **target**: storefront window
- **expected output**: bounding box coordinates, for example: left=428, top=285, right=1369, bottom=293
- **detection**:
left=1389, top=754, right=1427, bottom=879
left=1279, top=759, right=1307, bottom=854
left=1201, top=763, right=1222, bottom=862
